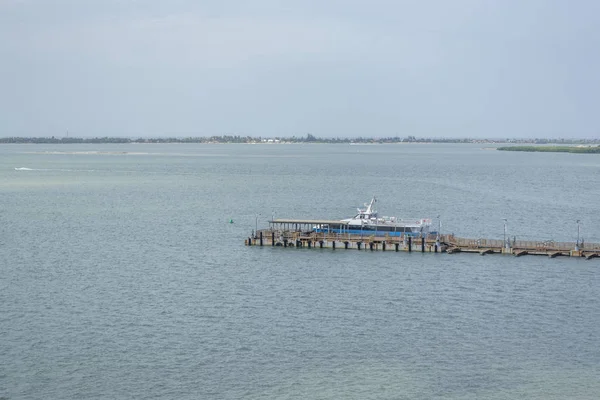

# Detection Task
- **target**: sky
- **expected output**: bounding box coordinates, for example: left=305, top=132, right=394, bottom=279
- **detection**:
left=1, top=0, right=599, bottom=138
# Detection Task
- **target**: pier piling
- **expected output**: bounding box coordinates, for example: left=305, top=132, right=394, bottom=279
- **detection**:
left=247, top=225, right=600, bottom=260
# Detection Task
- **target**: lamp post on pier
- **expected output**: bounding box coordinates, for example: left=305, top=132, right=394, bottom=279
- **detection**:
left=503, top=218, right=508, bottom=250
left=435, top=215, right=441, bottom=251
left=576, top=219, right=581, bottom=251
left=255, top=213, right=261, bottom=237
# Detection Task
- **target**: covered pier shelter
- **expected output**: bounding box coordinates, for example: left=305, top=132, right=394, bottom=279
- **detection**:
left=268, top=218, right=350, bottom=234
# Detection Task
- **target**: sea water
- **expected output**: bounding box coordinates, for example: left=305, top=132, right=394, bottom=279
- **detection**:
left=1, top=143, right=599, bottom=399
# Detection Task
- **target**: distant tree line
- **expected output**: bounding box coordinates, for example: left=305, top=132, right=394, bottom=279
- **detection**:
left=497, top=145, right=600, bottom=153
left=1, top=135, right=599, bottom=145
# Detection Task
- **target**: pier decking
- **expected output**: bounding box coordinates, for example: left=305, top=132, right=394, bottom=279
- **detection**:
left=245, top=222, right=600, bottom=259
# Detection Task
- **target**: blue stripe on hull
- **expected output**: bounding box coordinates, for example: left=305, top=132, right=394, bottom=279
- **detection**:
left=313, top=228, right=424, bottom=237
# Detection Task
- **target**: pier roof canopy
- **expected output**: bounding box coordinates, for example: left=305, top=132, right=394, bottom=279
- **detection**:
left=269, top=219, right=345, bottom=225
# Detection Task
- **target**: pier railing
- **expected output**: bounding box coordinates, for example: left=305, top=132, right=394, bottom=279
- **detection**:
left=253, top=229, right=600, bottom=252
left=446, top=236, right=600, bottom=251
left=248, top=229, right=600, bottom=258
left=258, top=229, right=444, bottom=242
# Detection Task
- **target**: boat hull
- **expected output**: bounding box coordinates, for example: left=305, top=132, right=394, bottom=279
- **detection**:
left=313, top=226, right=426, bottom=237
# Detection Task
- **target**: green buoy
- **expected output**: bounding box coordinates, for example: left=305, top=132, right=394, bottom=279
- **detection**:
left=229, top=219, right=234, bottom=224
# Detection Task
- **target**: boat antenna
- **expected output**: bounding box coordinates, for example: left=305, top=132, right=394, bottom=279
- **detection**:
left=365, top=196, right=377, bottom=215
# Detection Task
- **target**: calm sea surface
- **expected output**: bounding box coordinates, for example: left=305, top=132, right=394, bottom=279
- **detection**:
left=1, top=143, right=599, bottom=399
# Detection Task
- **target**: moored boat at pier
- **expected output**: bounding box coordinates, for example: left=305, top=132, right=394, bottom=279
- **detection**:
left=312, top=197, right=433, bottom=237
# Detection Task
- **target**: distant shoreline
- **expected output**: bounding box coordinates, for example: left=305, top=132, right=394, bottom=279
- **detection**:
left=1, top=135, right=599, bottom=146
left=497, top=145, right=600, bottom=154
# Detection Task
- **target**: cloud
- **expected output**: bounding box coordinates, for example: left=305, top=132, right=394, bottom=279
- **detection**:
left=1, top=0, right=600, bottom=137
left=10, top=11, right=369, bottom=69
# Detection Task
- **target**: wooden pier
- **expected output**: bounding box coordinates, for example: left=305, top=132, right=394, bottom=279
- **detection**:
left=245, top=229, right=600, bottom=260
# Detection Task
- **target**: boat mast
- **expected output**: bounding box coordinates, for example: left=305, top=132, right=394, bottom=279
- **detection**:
left=365, top=196, right=376, bottom=215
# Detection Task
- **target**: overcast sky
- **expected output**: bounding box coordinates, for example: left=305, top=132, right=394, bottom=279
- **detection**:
left=1, top=0, right=599, bottom=138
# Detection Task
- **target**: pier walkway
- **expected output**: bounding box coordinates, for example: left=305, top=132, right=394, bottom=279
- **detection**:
left=245, top=229, right=600, bottom=259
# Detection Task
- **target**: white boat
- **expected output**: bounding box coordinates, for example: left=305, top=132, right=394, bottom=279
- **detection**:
left=313, top=197, right=433, bottom=236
